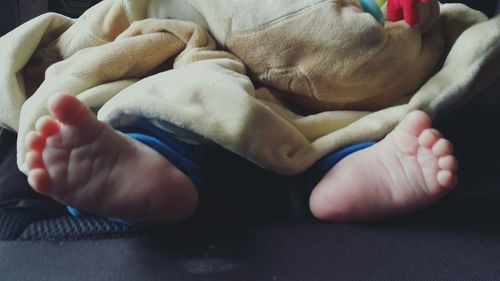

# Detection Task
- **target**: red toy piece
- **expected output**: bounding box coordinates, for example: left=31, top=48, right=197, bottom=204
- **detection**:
left=387, top=0, right=432, bottom=25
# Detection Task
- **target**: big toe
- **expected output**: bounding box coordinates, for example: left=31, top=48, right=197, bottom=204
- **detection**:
left=47, top=94, right=102, bottom=137
left=48, top=94, right=87, bottom=124
left=398, top=110, right=432, bottom=137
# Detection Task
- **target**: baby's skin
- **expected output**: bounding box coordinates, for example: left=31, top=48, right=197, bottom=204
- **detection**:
left=24, top=94, right=198, bottom=223
left=309, top=110, right=458, bottom=221
left=25, top=94, right=458, bottom=223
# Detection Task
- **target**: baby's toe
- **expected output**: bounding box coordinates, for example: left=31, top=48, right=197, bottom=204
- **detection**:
left=25, top=131, right=46, bottom=152
left=35, top=116, right=60, bottom=137
left=25, top=151, right=44, bottom=170
left=28, top=168, right=51, bottom=194
left=438, top=155, right=458, bottom=172
left=418, top=128, right=442, bottom=148
left=399, top=110, right=432, bottom=137
left=48, top=94, right=87, bottom=125
left=47, top=94, right=103, bottom=144
left=437, top=170, right=458, bottom=188
left=432, top=138, right=453, bottom=157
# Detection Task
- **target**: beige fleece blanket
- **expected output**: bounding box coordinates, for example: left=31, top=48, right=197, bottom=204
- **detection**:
left=0, top=0, right=499, bottom=175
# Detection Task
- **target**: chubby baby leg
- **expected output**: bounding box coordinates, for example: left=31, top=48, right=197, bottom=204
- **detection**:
left=309, top=110, right=458, bottom=221
left=24, top=94, right=198, bottom=223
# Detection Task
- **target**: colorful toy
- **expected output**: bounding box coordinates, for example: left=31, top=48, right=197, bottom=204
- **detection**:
left=361, top=0, right=432, bottom=26
left=387, top=0, right=432, bottom=25
left=376, top=0, right=388, bottom=6
left=359, top=0, right=385, bottom=25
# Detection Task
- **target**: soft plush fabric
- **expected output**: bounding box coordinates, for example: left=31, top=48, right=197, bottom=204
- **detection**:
left=0, top=0, right=499, bottom=175
left=387, top=0, right=436, bottom=25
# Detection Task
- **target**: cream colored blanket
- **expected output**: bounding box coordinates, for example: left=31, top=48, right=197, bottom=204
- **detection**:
left=0, top=0, right=499, bottom=175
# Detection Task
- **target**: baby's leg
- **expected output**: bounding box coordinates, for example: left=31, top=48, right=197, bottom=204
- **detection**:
left=309, top=111, right=458, bottom=221
left=24, top=94, right=198, bottom=223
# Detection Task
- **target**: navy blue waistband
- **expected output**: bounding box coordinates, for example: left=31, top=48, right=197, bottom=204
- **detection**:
left=67, top=119, right=203, bottom=225
left=305, top=141, right=376, bottom=191
left=116, top=119, right=202, bottom=192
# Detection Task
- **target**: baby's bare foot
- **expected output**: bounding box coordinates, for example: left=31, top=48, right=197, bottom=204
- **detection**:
left=25, top=94, right=198, bottom=223
left=309, top=111, right=458, bottom=221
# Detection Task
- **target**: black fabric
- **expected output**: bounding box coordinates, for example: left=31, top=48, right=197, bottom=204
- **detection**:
left=18, top=216, right=142, bottom=241
left=0, top=129, right=45, bottom=201
left=0, top=211, right=44, bottom=240
left=0, top=1, right=18, bottom=36
left=446, top=0, right=498, bottom=16
left=0, top=129, right=66, bottom=215
left=48, top=0, right=101, bottom=17
left=1, top=219, right=500, bottom=281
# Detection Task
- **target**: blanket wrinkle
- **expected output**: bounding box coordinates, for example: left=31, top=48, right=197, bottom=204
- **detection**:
left=0, top=0, right=499, bottom=175
left=225, top=1, right=443, bottom=112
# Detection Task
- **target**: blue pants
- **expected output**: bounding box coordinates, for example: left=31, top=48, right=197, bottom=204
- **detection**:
left=67, top=120, right=375, bottom=223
